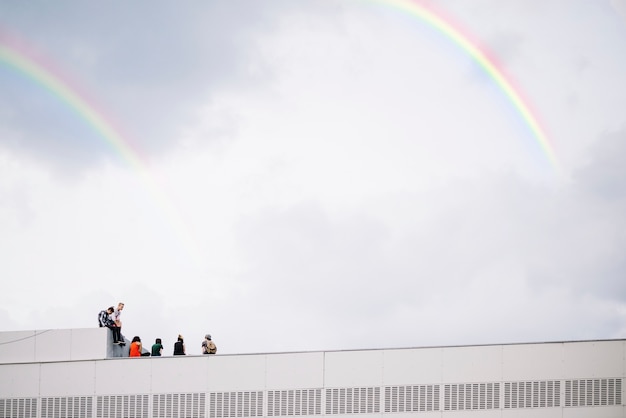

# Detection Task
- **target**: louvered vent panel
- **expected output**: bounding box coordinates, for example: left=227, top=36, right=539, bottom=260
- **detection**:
left=565, top=378, right=622, bottom=407
left=443, top=383, right=499, bottom=411
left=267, top=389, right=322, bottom=416
left=324, top=387, right=380, bottom=414
left=209, top=391, right=263, bottom=418
left=152, top=393, right=205, bottom=418
left=0, top=398, right=38, bottom=418
left=41, top=397, right=92, bottom=418
left=504, top=380, right=560, bottom=409
left=384, top=385, right=440, bottom=412
left=96, top=395, right=148, bottom=418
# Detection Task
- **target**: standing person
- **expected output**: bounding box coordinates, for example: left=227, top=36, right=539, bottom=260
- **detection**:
left=201, top=334, right=217, bottom=355
left=173, top=334, right=186, bottom=355
left=151, top=338, right=163, bottom=357
left=112, top=302, right=125, bottom=344
left=129, top=336, right=142, bottom=357
left=98, top=306, right=123, bottom=345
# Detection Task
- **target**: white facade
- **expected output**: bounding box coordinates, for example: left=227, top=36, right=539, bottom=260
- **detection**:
left=0, top=329, right=624, bottom=418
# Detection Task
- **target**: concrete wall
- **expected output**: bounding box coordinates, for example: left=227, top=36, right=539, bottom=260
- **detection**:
left=0, top=328, right=107, bottom=364
left=0, top=332, right=624, bottom=418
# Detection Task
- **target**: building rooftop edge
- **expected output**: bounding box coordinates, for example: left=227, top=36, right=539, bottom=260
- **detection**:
left=1, top=328, right=624, bottom=362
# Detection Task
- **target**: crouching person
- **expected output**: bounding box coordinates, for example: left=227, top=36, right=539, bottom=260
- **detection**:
left=98, top=306, right=124, bottom=346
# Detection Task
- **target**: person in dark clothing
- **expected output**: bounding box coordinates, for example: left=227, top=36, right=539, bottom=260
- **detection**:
left=98, top=306, right=124, bottom=345
left=173, top=334, right=186, bottom=355
left=98, top=307, right=114, bottom=328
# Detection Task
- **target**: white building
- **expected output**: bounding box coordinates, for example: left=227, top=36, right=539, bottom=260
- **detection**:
left=0, top=328, right=623, bottom=418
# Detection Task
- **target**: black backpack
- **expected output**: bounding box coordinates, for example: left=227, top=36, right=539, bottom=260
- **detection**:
left=98, top=310, right=111, bottom=327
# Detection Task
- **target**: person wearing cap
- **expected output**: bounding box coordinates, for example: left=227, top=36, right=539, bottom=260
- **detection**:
left=201, top=334, right=217, bottom=354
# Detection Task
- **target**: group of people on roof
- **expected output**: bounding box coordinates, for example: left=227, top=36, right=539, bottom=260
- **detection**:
left=98, top=303, right=217, bottom=356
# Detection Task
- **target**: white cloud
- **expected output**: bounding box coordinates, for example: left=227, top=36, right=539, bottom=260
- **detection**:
left=1, top=0, right=625, bottom=354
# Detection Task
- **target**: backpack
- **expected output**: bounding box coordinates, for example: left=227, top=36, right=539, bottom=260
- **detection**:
left=98, top=310, right=107, bottom=327
left=204, top=340, right=217, bottom=354
left=98, top=310, right=113, bottom=327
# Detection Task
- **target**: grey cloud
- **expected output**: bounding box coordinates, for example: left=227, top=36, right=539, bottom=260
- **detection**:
left=0, top=309, right=18, bottom=330
left=227, top=162, right=626, bottom=350
left=2, top=3, right=259, bottom=170
left=574, top=128, right=626, bottom=199
left=566, top=128, right=626, bottom=300
left=484, top=31, right=525, bottom=72
left=235, top=203, right=392, bottom=315
left=0, top=1, right=335, bottom=173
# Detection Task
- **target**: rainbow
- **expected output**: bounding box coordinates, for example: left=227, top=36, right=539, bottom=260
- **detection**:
left=0, top=0, right=559, bottom=199
left=0, top=33, right=202, bottom=265
left=363, top=0, right=559, bottom=171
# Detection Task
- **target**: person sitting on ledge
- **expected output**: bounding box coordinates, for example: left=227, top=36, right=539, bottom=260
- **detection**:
left=130, top=336, right=142, bottom=357
left=173, top=334, right=186, bottom=355
left=202, top=334, right=217, bottom=354
left=151, top=338, right=163, bottom=356
left=98, top=306, right=125, bottom=346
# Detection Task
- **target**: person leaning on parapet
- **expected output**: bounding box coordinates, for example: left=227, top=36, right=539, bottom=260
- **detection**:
left=151, top=338, right=163, bottom=356
left=111, top=302, right=125, bottom=344
left=201, top=334, right=217, bottom=354
left=173, top=334, right=186, bottom=355
left=98, top=306, right=125, bottom=346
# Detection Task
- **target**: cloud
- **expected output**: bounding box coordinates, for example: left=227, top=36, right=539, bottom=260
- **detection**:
left=574, top=128, right=626, bottom=199
left=610, top=0, right=626, bottom=23
left=1, top=0, right=625, bottom=355
left=0, top=1, right=338, bottom=174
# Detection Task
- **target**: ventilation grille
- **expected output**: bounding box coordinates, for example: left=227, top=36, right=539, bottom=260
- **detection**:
left=0, top=398, right=38, bottom=418
left=444, top=383, right=500, bottom=411
left=565, top=378, right=622, bottom=407
left=209, top=392, right=263, bottom=418
left=41, top=397, right=92, bottom=418
left=267, top=389, right=322, bottom=416
left=152, top=393, right=206, bottom=418
left=384, top=385, right=440, bottom=412
left=96, top=394, right=149, bottom=418
left=504, top=381, right=560, bottom=408
left=325, top=387, right=380, bottom=414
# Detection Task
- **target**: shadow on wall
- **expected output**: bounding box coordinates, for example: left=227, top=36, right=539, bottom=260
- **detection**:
left=105, top=330, right=151, bottom=358
left=106, top=329, right=129, bottom=358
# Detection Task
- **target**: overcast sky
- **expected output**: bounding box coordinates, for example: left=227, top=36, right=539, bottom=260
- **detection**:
left=1, top=0, right=625, bottom=356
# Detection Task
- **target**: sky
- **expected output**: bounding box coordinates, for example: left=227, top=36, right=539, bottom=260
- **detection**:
left=1, top=0, right=625, bottom=356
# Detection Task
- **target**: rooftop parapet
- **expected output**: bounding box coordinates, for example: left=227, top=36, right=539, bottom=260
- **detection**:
left=0, top=328, right=109, bottom=364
